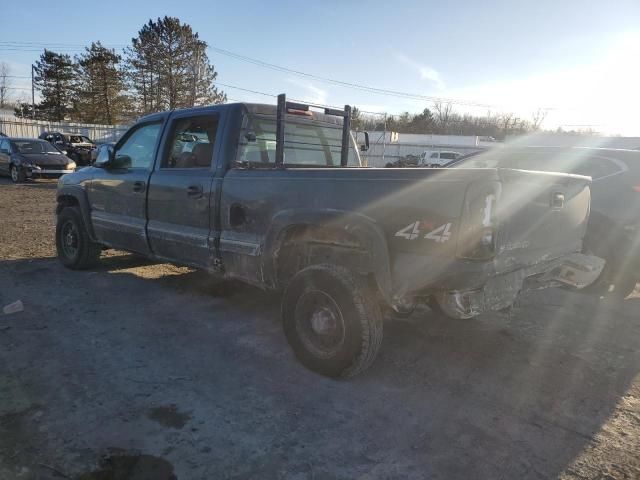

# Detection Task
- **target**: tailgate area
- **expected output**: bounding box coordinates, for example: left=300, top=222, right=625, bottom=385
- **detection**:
left=494, top=169, right=591, bottom=272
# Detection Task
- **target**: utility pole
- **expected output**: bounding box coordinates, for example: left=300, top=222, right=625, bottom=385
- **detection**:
left=31, top=64, right=35, bottom=119
left=382, top=113, right=387, bottom=165
left=192, top=45, right=201, bottom=107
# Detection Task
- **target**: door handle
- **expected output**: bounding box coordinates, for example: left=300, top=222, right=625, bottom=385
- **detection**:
left=186, top=184, right=203, bottom=198
left=551, top=192, right=565, bottom=209
left=133, top=181, right=146, bottom=192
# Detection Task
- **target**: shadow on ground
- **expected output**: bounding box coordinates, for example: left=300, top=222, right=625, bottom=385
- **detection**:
left=0, top=254, right=638, bottom=479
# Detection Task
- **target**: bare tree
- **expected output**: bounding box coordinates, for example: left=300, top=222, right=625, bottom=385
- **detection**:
left=499, top=112, right=517, bottom=138
left=432, top=101, right=453, bottom=132
left=531, top=108, right=547, bottom=131
left=0, top=62, right=10, bottom=109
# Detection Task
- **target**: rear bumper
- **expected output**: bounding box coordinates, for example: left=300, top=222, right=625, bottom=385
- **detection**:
left=434, top=253, right=605, bottom=319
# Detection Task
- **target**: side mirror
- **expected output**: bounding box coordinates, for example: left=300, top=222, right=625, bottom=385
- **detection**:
left=360, top=131, right=370, bottom=152
left=113, top=155, right=132, bottom=168
left=245, top=131, right=257, bottom=142
left=94, top=144, right=115, bottom=168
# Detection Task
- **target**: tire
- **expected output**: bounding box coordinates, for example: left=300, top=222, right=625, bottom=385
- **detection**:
left=10, top=164, right=25, bottom=183
left=56, top=207, right=102, bottom=269
left=282, top=264, right=383, bottom=378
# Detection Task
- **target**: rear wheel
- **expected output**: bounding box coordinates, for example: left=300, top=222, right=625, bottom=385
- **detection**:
left=282, top=264, right=383, bottom=378
left=10, top=165, right=25, bottom=183
left=56, top=207, right=102, bottom=269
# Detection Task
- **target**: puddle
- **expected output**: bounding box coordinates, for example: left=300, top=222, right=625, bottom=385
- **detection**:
left=76, top=453, right=176, bottom=480
left=147, top=404, right=191, bottom=429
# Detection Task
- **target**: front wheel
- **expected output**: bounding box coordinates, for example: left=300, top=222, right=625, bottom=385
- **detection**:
left=282, top=264, right=383, bottom=378
left=10, top=165, right=25, bottom=183
left=56, top=207, right=102, bottom=269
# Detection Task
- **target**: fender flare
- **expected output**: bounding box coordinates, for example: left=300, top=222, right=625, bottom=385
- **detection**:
left=56, top=186, right=97, bottom=241
left=261, top=209, right=393, bottom=301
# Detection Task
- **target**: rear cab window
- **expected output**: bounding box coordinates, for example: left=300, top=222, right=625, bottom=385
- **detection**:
left=236, top=114, right=359, bottom=168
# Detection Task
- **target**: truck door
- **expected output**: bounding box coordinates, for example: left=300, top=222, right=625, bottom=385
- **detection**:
left=146, top=111, right=219, bottom=267
left=89, top=120, right=164, bottom=254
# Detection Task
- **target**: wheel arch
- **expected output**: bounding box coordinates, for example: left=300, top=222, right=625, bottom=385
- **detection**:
left=56, top=186, right=96, bottom=241
left=261, top=209, right=393, bottom=303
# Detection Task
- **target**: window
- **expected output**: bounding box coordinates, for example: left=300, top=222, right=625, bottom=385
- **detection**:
left=13, top=140, right=62, bottom=154
left=69, top=135, right=93, bottom=144
left=0, top=139, right=8, bottom=153
left=440, top=152, right=458, bottom=160
left=430, top=152, right=439, bottom=158
left=115, top=122, right=162, bottom=169
left=236, top=116, right=359, bottom=167
left=162, top=115, right=218, bottom=169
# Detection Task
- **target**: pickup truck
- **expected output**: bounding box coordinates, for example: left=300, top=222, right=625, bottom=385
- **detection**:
left=55, top=95, right=603, bottom=378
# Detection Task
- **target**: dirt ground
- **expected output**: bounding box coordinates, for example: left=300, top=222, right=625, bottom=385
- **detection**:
left=0, top=177, right=639, bottom=480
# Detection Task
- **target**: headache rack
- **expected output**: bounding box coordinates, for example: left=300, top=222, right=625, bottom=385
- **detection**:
left=275, top=93, right=352, bottom=168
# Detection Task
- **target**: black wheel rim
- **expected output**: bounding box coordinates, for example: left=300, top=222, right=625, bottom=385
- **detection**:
left=294, top=290, right=346, bottom=358
left=60, top=220, right=79, bottom=259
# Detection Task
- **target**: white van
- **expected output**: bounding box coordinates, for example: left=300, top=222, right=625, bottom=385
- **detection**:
left=419, top=150, right=462, bottom=167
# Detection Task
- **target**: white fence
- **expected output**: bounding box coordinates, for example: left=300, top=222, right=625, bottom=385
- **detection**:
left=356, top=131, right=494, bottom=167
left=0, top=116, right=129, bottom=143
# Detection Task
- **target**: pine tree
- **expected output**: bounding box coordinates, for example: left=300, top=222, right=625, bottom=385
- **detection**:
left=125, top=16, right=226, bottom=115
left=33, top=49, right=75, bottom=121
left=74, top=42, right=130, bottom=124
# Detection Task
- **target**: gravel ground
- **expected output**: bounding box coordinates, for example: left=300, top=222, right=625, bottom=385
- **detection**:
left=0, top=177, right=639, bottom=480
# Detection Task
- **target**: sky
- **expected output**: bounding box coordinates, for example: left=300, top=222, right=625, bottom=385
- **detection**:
left=1, top=0, right=640, bottom=135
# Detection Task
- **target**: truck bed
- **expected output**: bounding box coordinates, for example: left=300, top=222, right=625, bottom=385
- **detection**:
left=218, top=166, right=591, bottom=296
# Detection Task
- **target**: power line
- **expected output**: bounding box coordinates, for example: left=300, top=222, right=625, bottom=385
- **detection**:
left=0, top=41, right=126, bottom=48
left=2, top=39, right=547, bottom=110
left=207, top=45, right=515, bottom=109
left=1, top=40, right=558, bottom=117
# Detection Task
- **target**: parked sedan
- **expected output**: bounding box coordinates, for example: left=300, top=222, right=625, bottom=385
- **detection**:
left=0, top=137, right=76, bottom=183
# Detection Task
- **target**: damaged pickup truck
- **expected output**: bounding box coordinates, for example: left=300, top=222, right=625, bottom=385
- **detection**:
left=55, top=95, right=603, bottom=377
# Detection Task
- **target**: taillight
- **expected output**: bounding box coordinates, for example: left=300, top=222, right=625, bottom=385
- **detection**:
left=456, top=181, right=501, bottom=259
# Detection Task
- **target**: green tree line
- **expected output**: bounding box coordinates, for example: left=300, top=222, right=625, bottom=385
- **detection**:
left=15, top=16, right=226, bottom=124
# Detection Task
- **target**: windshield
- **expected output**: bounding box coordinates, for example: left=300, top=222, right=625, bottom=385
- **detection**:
left=13, top=140, right=62, bottom=154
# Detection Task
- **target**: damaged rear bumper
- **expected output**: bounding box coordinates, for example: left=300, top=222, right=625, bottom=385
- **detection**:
left=433, top=253, right=605, bottom=319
